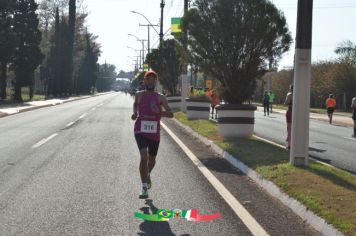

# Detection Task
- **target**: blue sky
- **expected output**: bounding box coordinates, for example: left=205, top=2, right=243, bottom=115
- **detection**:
left=85, top=0, right=356, bottom=72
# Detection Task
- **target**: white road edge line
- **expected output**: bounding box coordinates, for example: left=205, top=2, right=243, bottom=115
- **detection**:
left=79, top=113, right=87, bottom=119
left=343, top=136, right=356, bottom=141
left=161, top=122, right=269, bottom=236
left=32, top=133, right=59, bottom=149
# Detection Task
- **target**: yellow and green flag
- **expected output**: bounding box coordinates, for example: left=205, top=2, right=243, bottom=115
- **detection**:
left=171, top=17, right=182, bottom=35
left=143, top=64, right=149, bottom=72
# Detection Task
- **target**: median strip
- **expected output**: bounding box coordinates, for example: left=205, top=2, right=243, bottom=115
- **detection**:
left=172, top=112, right=355, bottom=236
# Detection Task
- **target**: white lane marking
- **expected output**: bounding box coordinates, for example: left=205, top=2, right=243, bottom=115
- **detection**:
left=343, top=137, right=356, bottom=141
left=161, top=122, right=269, bottom=236
left=253, top=135, right=285, bottom=149
left=79, top=113, right=87, bottom=119
left=91, top=107, right=97, bottom=111
left=32, top=133, right=58, bottom=149
left=66, top=121, right=75, bottom=128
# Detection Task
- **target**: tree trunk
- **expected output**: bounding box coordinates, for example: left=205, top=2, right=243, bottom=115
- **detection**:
left=29, top=86, right=34, bottom=100
left=14, top=84, right=22, bottom=102
left=0, top=62, right=7, bottom=100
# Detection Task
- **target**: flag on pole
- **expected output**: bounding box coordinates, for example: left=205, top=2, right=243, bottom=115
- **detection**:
left=171, top=17, right=182, bottom=35
left=143, top=64, right=149, bottom=72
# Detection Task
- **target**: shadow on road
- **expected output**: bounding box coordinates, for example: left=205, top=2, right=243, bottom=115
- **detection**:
left=199, top=156, right=244, bottom=175
left=308, top=147, right=327, bottom=153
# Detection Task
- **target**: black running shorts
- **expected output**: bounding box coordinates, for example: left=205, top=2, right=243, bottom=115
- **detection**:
left=134, top=133, right=160, bottom=156
left=327, top=107, right=335, bottom=114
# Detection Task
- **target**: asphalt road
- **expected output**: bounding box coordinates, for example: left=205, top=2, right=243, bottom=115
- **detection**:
left=0, top=93, right=319, bottom=235
left=254, top=110, right=356, bottom=173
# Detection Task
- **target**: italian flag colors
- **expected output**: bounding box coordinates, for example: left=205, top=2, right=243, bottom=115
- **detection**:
left=171, top=17, right=182, bottom=35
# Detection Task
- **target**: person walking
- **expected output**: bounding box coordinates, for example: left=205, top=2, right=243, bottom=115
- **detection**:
left=352, top=96, right=356, bottom=138
left=206, top=89, right=220, bottom=119
left=284, top=85, right=293, bottom=149
left=269, top=91, right=275, bottom=113
left=263, top=91, right=270, bottom=116
left=131, top=70, right=174, bottom=199
left=325, top=94, right=336, bottom=124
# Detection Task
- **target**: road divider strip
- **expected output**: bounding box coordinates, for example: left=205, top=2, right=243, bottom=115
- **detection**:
left=161, top=122, right=269, bottom=236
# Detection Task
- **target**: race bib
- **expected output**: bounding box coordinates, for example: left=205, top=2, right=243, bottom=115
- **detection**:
left=141, top=121, right=158, bottom=133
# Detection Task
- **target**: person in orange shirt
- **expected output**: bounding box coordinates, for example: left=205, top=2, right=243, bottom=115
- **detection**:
left=325, top=94, right=336, bottom=124
left=205, top=88, right=220, bottom=119
left=210, top=89, right=220, bottom=119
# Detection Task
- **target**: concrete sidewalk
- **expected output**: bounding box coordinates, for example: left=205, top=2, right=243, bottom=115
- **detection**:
left=0, top=92, right=112, bottom=118
left=258, top=106, right=354, bottom=127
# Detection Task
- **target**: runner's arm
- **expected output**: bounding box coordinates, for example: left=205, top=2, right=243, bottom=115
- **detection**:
left=159, top=95, right=174, bottom=118
left=352, top=99, right=356, bottom=109
left=131, top=93, right=139, bottom=120
left=284, top=93, right=291, bottom=106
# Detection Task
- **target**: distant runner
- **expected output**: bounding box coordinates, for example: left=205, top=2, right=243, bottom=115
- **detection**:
left=284, top=85, right=293, bottom=149
left=131, top=70, right=174, bottom=199
left=325, top=94, right=336, bottom=124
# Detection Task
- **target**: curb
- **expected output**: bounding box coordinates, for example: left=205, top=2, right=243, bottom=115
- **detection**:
left=0, top=92, right=112, bottom=118
left=169, top=117, right=343, bottom=236
left=256, top=106, right=352, bottom=127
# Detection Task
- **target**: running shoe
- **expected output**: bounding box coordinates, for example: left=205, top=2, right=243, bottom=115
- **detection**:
left=139, top=187, right=149, bottom=199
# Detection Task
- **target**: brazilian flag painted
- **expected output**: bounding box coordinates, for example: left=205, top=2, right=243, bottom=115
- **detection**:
left=171, top=17, right=182, bottom=35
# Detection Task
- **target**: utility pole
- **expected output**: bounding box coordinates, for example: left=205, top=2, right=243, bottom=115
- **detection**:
left=159, top=0, right=165, bottom=50
left=290, top=0, right=313, bottom=166
left=181, top=0, right=189, bottom=112
left=139, top=24, right=159, bottom=54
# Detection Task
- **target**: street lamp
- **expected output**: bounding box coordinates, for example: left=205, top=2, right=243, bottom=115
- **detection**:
left=131, top=11, right=160, bottom=35
left=131, top=11, right=160, bottom=54
left=128, top=34, right=147, bottom=70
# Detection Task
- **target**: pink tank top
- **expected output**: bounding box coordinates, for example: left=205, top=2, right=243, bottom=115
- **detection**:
left=134, top=92, right=161, bottom=141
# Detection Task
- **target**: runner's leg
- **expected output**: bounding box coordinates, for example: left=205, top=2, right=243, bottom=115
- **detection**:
left=147, top=139, right=159, bottom=189
left=135, top=134, right=150, bottom=198
left=287, top=122, right=291, bottom=148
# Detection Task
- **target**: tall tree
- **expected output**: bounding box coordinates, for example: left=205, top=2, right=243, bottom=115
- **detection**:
left=0, top=0, right=17, bottom=100
left=146, top=39, right=183, bottom=95
left=335, top=40, right=356, bottom=65
left=58, top=0, right=76, bottom=95
left=78, top=33, right=99, bottom=94
left=181, top=0, right=292, bottom=104
left=11, top=0, right=44, bottom=101
left=47, top=7, right=60, bottom=96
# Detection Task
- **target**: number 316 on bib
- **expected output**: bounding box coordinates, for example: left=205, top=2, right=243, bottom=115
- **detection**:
left=141, top=121, right=158, bottom=133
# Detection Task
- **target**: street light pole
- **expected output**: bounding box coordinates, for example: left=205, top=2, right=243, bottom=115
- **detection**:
left=290, top=0, right=313, bottom=166
left=128, top=34, right=147, bottom=70
left=131, top=11, right=160, bottom=55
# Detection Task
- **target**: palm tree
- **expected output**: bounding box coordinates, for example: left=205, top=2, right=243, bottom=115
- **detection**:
left=334, top=40, right=356, bottom=65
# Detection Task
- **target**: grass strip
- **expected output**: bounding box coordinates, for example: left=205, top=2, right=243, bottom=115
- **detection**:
left=175, top=112, right=356, bottom=236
